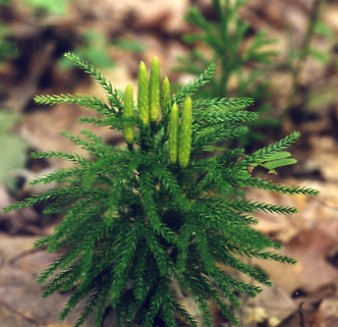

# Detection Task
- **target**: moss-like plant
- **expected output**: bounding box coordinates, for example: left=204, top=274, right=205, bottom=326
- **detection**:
left=5, top=53, right=318, bottom=327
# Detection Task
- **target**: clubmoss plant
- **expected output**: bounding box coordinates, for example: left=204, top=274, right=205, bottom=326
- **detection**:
left=5, top=53, right=318, bottom=327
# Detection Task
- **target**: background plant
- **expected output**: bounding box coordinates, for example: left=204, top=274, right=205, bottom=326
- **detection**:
left=0, top=25, right=17, bottom=65
left=176, top=0, right=278, bottom=146
left=58, top=30, right=116, bottom=71
left=5, top=53, right=318, bottom=326
left=24, top=0, right=72, bottom=17
left=0, top=1, right=18, bottom=99
left=0, top=111, right=28, bottom=191
left=285, top=0, right=336, bottom=121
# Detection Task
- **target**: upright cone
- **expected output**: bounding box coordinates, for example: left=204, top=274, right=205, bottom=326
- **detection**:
left=149, top=57, right=161, bottom=122
left=169, top=102, right=179, bottom=164
left=138, top=61, right=149, bottom=127
left=178, top=96, right=192, bottom=168
left=123, top=84, right=134, bottom=144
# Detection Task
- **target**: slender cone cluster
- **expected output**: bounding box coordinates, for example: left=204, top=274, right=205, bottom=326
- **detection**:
left=138, top=61, right=149, bottom=127
left=122, top=84, right=134, bottom=145
left=122, top=57, right=192, bottom=168
left=161, top=76, right=171, bottom=118
left=169, top=97, right=193, bottom=168
left=178, top=96, right=193, bottom=168
left=169, top=103, right=179, bottom=164
left=149, top=56, right=161, bottom=122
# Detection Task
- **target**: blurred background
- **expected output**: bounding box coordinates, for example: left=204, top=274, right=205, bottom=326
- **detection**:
left=0, top=0, right=337, bottom=326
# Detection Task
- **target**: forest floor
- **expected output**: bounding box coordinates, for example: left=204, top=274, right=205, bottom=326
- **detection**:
left=0, top=0, right=338, bottom=326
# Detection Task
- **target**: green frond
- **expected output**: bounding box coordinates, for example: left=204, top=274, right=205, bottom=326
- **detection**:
left=212, top=268, right=261, bottom=299
left=61, top=130, right=111, bottom=158
left=64, top=52, right=123, bottom=111
left=181, top=271, right=217, bottom=326
left=193, top=97, right=254, bottom=110
left=27, top=168, right=82, bottom=186
left=3, top=186, right=81, bottom=212
left=37, top=246, right=83, bottom=284
left=41, top=199, right=107, bottom=252
left=34, top=94, right=110, bottom=114
left=79, top=129, right=104, bottom=146
left=42, top=265, right=81, bottom=297
left=210, top=246, right=271, bottom=286
left=171, top=297, right=199, bottom=327
left=218, top=222, right=280, bottom=251
left=31, top=150, right=88, bottom=165
left=160, top=296, right=179, bottom=327
left=194, top=110, right=259, bottom=126
left=110, top=225, right=139, bottom=307
left=175, top=224, right=194, bottom=273
left=93, top=292, right=109, bottom=327
left=225, top=199, right=297, bottom=215
left=152, top=165, right=189, bottom=208
left=239, top=177, right=319, bottom=195
left=242, top=131, right=301, bottom=166
left=73, top=286, right=108, bottom=327
left=194, top=295, right=214, bottom=327
left=78, top=115, right=122, bottom=130
left=140, top=278, right=170, bottom=327
left=213, top=295, right=240, bottom=326
left=193, top=125, right=249, bottom=150
left=59, top=283, right=90, bottom=321
left=138, top=171, right=177, bottom=243
left=144, top=228, right=174, bottom=277
left=174, top=63, right=216, bottom=103
left=194, top=231, right=216, bottom=273
left=253, top=251, right=297, bottom=265
left=133, top=245, right=150, bottom=301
